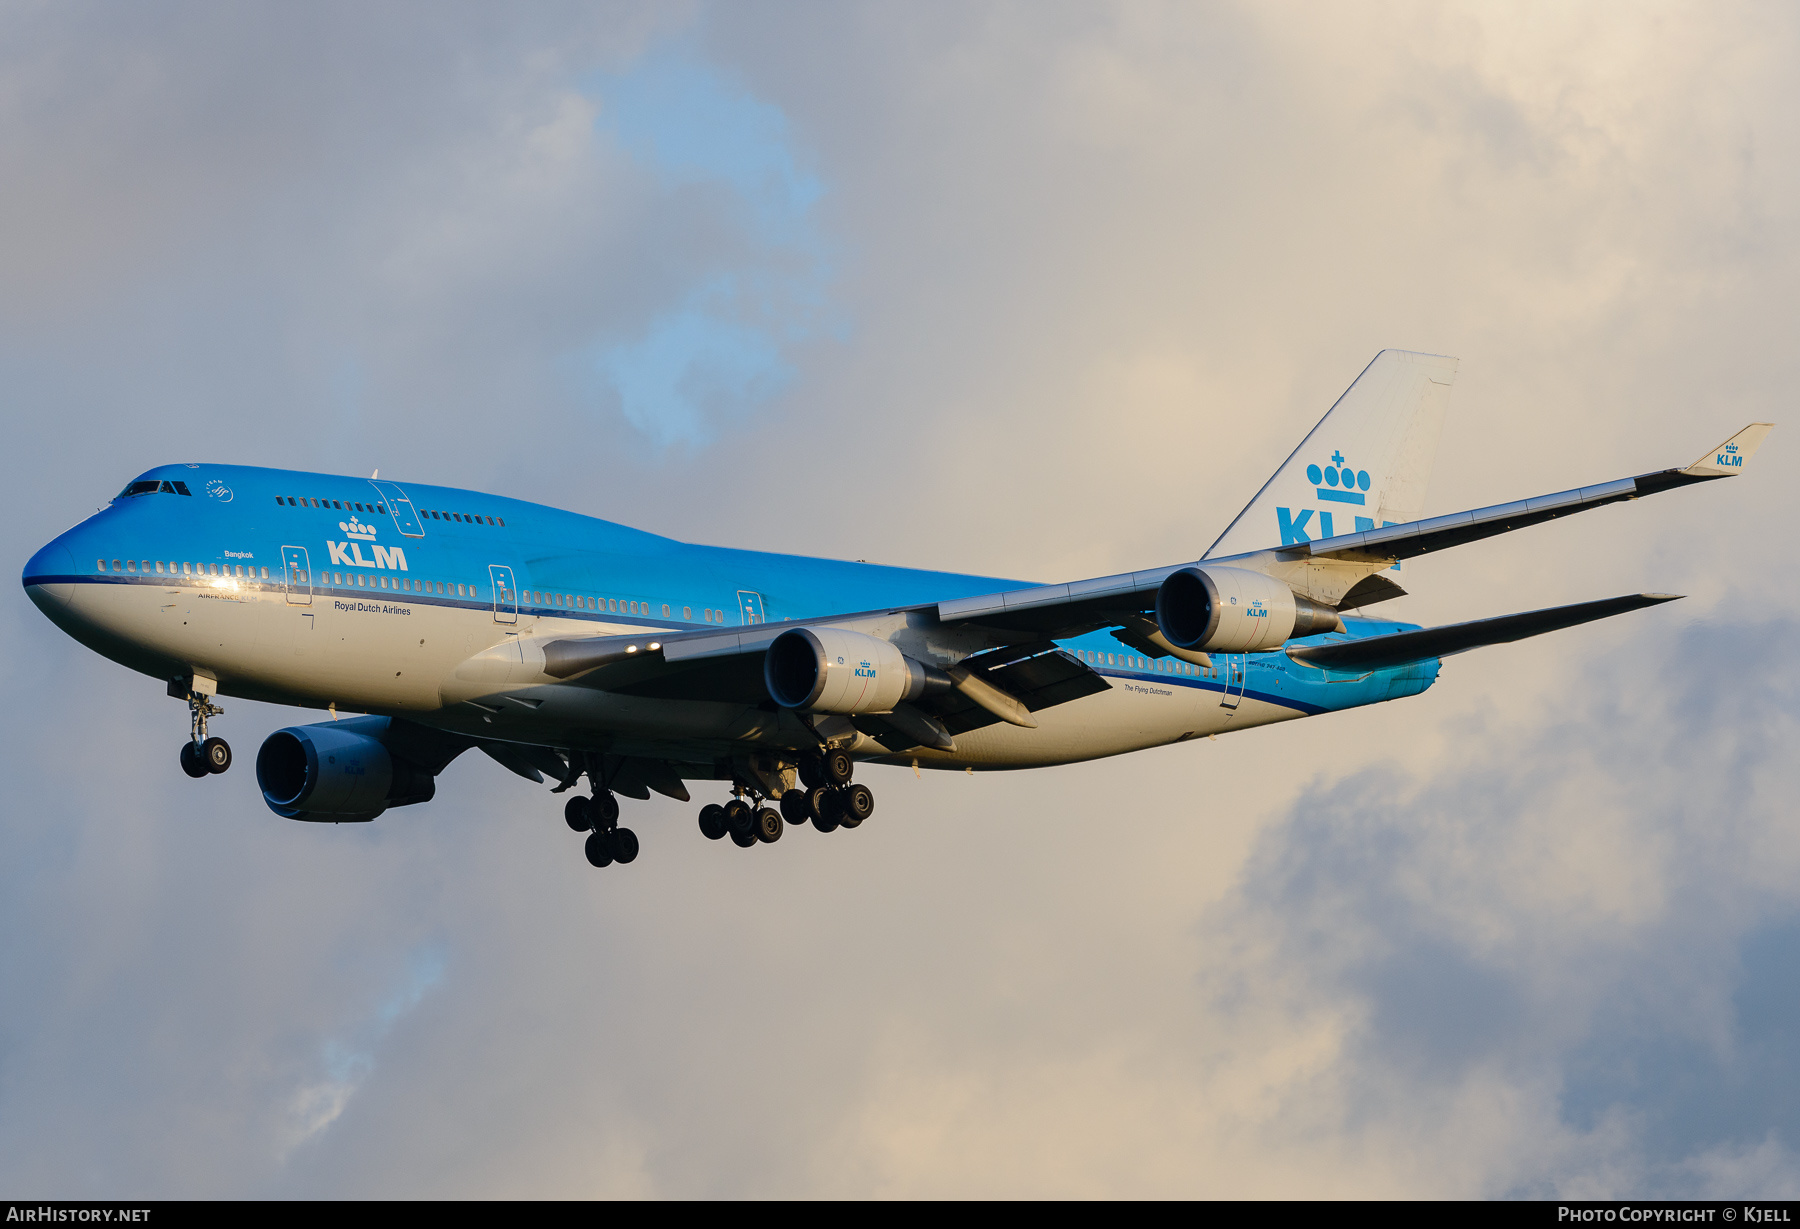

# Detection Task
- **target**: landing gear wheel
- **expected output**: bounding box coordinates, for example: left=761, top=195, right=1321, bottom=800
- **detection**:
left=584, top=830, right=615, bottom=867
left=798, top=754, right=824, bottom=790
left=842, top=783, right=875, bottom=824
left=823, top=749, right=854, bottom=786
left=753, top=807, right=783, bottom=844
left=593, top=791, right=620, bottom=827
left=565, top=795, right=594, bottom=832
left=201, top=737, right=232, bottom=774
left=723, top=799, right=753, bottom=837
left=611, top=827, right=639, bottom=864
left=698, top=803, right=728, bottom=841
left=814, top=789, right=842, bottom=832
left=179, top=742, right=208, bottom=779
left=729, top=826, right=758, bottom=848
left=779, top=790, right=811, bottom=826
left=832, top=787, right=864, bottom=829
left=802, top=786, right=832, bottom=825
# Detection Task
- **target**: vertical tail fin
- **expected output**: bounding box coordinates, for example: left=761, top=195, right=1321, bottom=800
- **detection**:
left=1203, top=350, right=1459, bottom=558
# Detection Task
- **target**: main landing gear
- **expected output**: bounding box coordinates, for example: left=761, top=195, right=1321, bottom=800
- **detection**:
left=696, top=751, right=875, bottom=850
left=175, top=683, right=230, bottom=779
left=565, top=790, right=639, bottom=869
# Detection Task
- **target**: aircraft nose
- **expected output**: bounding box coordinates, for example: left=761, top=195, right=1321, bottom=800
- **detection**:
left=22, top=537, right=78, bottom=614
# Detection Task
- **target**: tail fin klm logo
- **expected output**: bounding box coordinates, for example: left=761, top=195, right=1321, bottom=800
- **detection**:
left=1276, top=451, right=1397, bottom=569
left=1717, top=443, right=1742, bottom=467
left=1305, top=451, right=1370, bottom=505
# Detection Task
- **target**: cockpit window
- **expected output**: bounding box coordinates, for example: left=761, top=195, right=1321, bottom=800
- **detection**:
left=118, top=478, right=194, bottom=498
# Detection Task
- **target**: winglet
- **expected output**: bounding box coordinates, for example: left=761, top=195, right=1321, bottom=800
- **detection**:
left=1682, top=423, right=1773, bottom=477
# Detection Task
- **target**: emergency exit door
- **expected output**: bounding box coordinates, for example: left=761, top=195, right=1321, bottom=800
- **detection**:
left=489, top=564, right=518, bottom=624
left=1219, top=653, right=1247, bottom=710
left=281, top=546, right=312, bottom=605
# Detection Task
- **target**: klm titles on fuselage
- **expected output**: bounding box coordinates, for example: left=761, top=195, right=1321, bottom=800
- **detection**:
left=325, top=517, right=409, bottom=572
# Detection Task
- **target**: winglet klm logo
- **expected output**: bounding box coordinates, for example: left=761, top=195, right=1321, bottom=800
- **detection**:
left=1717, top=442, right=1743, bottom=468
left=1307, top=452, right=1370, bottom=505
left=339, top=516, right=378, bottom=541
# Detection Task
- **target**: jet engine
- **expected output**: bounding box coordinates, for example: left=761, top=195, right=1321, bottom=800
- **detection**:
left=764, top=627, right=949, bottom=714
left=1155, top=566, right=1342, bottom=653
left=255, top=723, right=436, bottom=822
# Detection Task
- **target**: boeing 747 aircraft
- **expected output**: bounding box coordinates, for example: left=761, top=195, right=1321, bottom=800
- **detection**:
left=22, top=351, right=1770, bottom=869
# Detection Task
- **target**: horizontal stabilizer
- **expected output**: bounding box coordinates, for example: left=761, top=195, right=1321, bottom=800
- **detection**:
left=1287, top=592, right=1682, bottom=672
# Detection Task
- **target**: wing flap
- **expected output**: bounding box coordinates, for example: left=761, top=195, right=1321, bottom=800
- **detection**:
left=919, top=643, right=1110, bottom=734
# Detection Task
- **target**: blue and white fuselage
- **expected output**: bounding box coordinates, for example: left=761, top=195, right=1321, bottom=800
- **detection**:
left=23, top=461, right=1429, bottom=772
left=20, top=351, right=1765, bottom=854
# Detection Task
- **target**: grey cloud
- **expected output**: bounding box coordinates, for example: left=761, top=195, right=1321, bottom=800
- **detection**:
left=4, top=0, right=1800, bottom=1198
left=1211, top=615, right=1800, bottom=1195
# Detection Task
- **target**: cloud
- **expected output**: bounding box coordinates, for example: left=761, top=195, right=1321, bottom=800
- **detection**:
left=4, top=0, right=1799, bottom=1199
left=582, top=48, right=836, bottom=445
left=1200, top=613, right=1800, bottom=1196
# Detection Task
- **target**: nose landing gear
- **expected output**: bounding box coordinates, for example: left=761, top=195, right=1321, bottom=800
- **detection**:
left=172, top=677, right=229, bottom=778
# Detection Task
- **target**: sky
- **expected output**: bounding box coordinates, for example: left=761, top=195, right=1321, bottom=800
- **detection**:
left=2, top=0, right=1797, bottom=1198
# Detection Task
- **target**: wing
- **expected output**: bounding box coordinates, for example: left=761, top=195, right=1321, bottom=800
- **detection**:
left=934, top=422, right=1772, bottom=627
left=446, top=423, right=1764, bottom=762
left=1286, top=592, right=1681, bottom=672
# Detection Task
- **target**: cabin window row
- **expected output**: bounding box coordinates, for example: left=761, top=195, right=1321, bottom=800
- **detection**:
left=280, top=496, right=387, bottom=515
left=101, top=559, right=270, bottom=579
left=1077, top=648, right=1216, bottom=679
left=517, top=590, right=726, bottom=624
left=420, top=508, right=504, bottom=527
left=316, top=572, right=476, bottom=597
left=277, top=494, right=504, bottom=528
left=522, top=591, right=644, bottom=615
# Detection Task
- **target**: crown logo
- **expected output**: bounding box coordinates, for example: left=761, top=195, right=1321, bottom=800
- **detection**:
left=1306, top=451, right=1369, bottom=505
left=340, top=516, right=378, bottom=541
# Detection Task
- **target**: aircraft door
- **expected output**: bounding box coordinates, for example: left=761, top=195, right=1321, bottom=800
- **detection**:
left=736, top=590, right=766, bottom=624
left=281, top=546, right=312, bottom=605
left=489, top=565, right=518, bottom=624
left=1219, top=653, right=1246, bottom=710
left=367, top=480, right=426, bottom=538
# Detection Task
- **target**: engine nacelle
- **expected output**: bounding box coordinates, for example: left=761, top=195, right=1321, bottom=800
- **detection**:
left=255, top=724, right=435, bottom=822
left=764, top=627, right=945, bottom=714
left=1155, top=566, right=1341, bottom=653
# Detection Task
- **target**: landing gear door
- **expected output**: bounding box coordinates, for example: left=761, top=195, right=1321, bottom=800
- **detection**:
left=367, top=480, right=426, bottom=538
left=736, top=590, right=766, bottom=625
left=489, top=564, right=518, bottom=624
left=281, top=546, right=312, bottom=606
left=1219, top=653, right=1246, bottom=710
